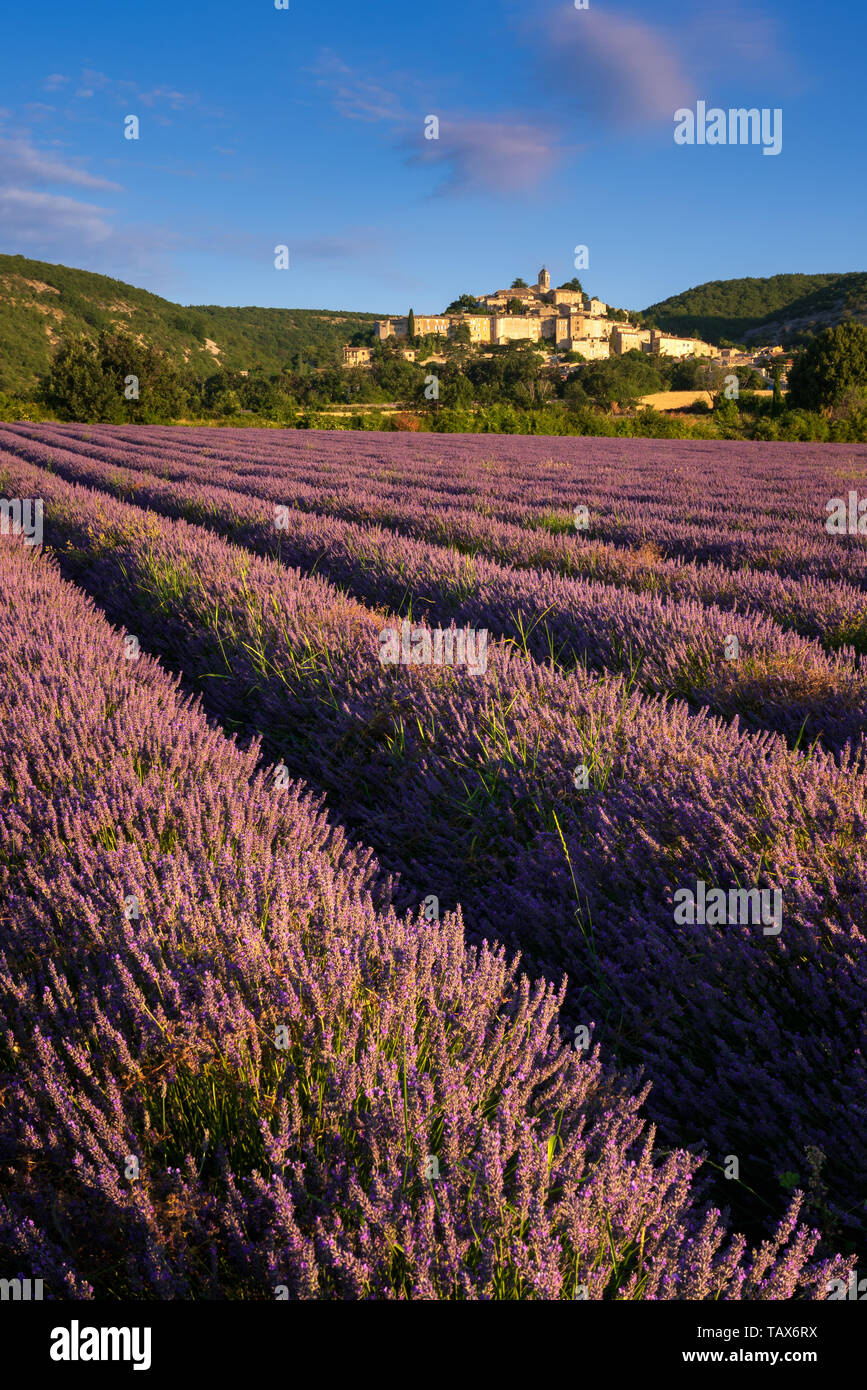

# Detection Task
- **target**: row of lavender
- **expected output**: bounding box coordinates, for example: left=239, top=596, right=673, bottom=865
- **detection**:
left=4, top=435, right=867, bottom=752
left=4, top=451, right=867, bottom=1257
left=32, top=420, right=856, bottom=527
left=4, top=426, right=867, bottom=655
left=11, top=422, right=867, bottom=580
left=2, top=535, right=847, bottom=1299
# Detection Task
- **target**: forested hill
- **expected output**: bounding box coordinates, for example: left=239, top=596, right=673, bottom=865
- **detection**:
left=643, top=272, right=867, bottom=346
left=3, top=255, right=867, bottom=397
left=0, top=254, right=385, bottom=394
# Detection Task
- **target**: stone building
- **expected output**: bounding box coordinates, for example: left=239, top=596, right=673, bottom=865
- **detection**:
left=463, top=315, right=495, bottom=343
left=569, top=339, right=611, bottom=361
left=610, top=326, right=653, bottom=355
left=579, top=315, right=611, bottom=340
left=369, top=267, right=718, bottom=361
left=412, top=315, right=451, bottom=336
left=649, top=331, right=719, bottom=359
left=343, top=345, right=373, bottom=367
left=550, top=287, right=585, bottom=308
left=376, top=314, right=450, bottom=340
left=491, top=314, right=544, bottom=344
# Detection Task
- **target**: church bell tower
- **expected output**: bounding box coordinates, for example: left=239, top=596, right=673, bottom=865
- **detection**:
left=538, top=266, right=551, bottom=292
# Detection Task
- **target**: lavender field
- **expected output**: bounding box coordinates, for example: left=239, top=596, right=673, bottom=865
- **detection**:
left=2, top=422, right=866, bottom=1301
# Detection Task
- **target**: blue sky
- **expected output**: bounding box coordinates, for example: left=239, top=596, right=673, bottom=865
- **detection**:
left=0, top=0, right=862, bottom=314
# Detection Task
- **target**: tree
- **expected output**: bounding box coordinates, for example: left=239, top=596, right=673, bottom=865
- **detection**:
left=779, top=321, right=867, bottom=411
left=669, top=357, right=706, bottom=391
left=558, top=278, right=584, bottom=294
left=713, top=395, right=742, bottom=436
left=505, top=298, right=527, bottom=316
left=438, top=367, right=474, bottom=408
left=370, top=353, right=425, bottom=402
left=41, top=331, right=193, bottom=423
left=573, top=351, right=662, bottom=410
left=564, top=378, right=590, bottom=409
left=407, top=309, right=416, bottom=340
left=444, top=294, right=488, bottom=315
left=238, top=370, right=283, bottom=415
left=98, top=332, right=192, bottom=420
left=510, top=278, right=528, bottom=289
left=42, top=338, right=122, bottom=422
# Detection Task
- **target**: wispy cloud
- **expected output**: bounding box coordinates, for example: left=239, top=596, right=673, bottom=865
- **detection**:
left=292, top=230, right=392, bottom=262
left=529, top=2, right=793, bottom=127
left=313, top=50, right=566, bottom=194
left=49, top=68, right=200, bottom=113
left=174, top=225, right=394, bottom=266
left=0, top=135, right=122, bottom=191
left=678, top=5, right=793, bottom=83
left=0, top=191, right=194, bottom=288
left=311, top=52, right=412, bottom=123
left=0, top=187, right=114, bottom=246
left=138, top=86, right=199, bottom=112
left=312, top=4, right=794, bottom=202
left=535, top=6, right=694, bottom=126
left=0, top=117, right=124, bottom=265
left=406, top=117, right=568, bottom=195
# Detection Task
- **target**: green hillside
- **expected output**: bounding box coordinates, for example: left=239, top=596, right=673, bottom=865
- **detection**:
left=0, top=254, right=385, bottom=394
left=643, top=272, right=867, bottom=346
left=3, top=256, right=866, bottom=399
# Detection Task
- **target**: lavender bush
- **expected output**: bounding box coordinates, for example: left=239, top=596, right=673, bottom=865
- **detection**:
left=2, top=537, right=846, bottom=1299
left=2, top=449, right=867, bottom=1257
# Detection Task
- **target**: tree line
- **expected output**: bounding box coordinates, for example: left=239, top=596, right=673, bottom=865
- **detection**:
left=3, top=321, right=865, bottom=442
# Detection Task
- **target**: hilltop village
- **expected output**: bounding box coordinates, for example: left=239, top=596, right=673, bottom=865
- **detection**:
left=344, top=267, right=724, bottom=367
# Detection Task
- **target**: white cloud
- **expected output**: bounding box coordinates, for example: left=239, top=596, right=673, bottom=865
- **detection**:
left=0, top=187, right=114, bottom=246
left=0, top=136, right=122, bottom=191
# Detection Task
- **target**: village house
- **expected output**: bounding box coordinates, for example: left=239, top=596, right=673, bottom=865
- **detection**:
left=648, top=331, right=718, bottom=359
left=343, top=345, right=373, bottom=368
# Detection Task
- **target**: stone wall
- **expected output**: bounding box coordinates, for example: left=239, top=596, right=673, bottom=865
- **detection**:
left=492, top=315, right=543, bottom=343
